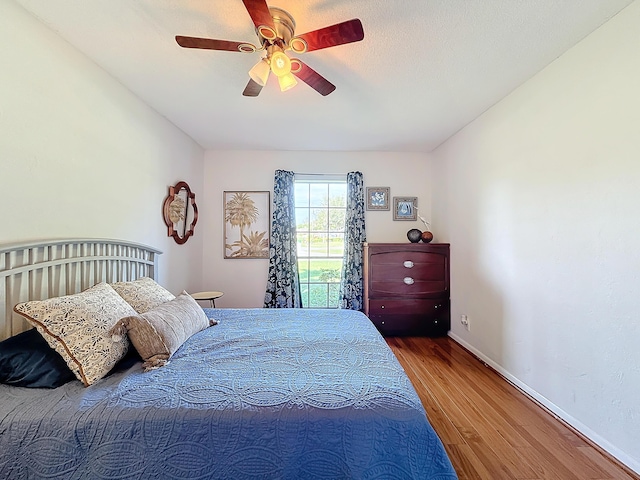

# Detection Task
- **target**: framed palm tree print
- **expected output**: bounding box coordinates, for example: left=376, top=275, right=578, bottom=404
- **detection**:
left=224, top=191, right=270, bottom=259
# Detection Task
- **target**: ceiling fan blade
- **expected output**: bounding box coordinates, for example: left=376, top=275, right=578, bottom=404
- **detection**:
left=294, top=19, right=364, bottom=53
left=176, top=36, right=250, bottom=52
left=242, top=79, right=264, bottom=97
left=291, top=60, right=336, bottom=96
left=242, top=0, right=276, bottom=31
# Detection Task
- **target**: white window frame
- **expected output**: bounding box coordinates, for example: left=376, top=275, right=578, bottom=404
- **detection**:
left=294, top=174, right=347, bottom=308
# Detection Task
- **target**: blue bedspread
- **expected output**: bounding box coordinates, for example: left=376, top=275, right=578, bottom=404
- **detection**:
left=0, top=308, right=457, bottom=479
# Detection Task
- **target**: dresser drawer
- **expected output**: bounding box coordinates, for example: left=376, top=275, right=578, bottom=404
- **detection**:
left=368, top=250, right=448, bottom=297
left=368, top=298, right=447, bottom=315
left=370, top=261, right=445, bottom=281
left=368, top=299, right=450, bottom=336
left=369, top=250, right=445, bottom=267
left=369, top=278, right=447, bottom=297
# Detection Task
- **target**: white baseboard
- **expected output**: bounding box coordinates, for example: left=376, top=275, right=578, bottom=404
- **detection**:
left=448, top=332, right=640, bottom=476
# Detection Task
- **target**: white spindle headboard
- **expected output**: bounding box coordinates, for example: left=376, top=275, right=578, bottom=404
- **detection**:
left=0, top=238, right=161, bottom=341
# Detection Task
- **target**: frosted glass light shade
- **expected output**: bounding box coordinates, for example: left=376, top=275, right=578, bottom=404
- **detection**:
left=270, top=51, right=291, bottom=77
left=248, top=59, right=270, bottom=86
left=278, top=73, right=297, bottom=92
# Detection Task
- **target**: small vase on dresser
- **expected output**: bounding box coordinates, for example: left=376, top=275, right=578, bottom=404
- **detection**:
left=363, top=242, right=450, bottom=336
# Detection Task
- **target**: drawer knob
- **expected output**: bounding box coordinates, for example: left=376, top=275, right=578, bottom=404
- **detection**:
left=403, top=277, right=414, bottom=285
left=381, top=305, right=385, bottom=309
left=403, top=261, right=414, bottom=268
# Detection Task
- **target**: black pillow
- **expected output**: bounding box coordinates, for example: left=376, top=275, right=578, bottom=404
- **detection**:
left=0, top=329, right=75, bottom=388
left=109, top=346, right=142, bottom=374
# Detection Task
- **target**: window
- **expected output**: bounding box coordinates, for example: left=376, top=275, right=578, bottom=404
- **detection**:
left=294, top=177, right=347, bottom=308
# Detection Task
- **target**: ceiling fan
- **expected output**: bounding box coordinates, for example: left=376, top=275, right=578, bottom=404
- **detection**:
left=175, top=0, right=364, bottom=97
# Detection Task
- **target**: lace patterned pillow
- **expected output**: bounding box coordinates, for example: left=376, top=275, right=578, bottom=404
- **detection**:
left=13, top=282, right=138, bottom=386
left=110, top=277, right=175, bottom=313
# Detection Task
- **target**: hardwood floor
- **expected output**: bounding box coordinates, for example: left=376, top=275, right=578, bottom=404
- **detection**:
left=386, top=336, right=639, bottom=480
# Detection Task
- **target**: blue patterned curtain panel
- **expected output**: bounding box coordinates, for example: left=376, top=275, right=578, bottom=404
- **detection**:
left=339, top=171, right=366, bottom=310
left=264, top=170, right=303, bottom=308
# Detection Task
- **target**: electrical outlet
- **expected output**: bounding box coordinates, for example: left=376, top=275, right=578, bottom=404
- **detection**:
left=460, top=314, right=470, bottom=331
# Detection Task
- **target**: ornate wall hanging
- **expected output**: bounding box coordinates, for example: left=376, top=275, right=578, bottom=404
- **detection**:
left=163, top=181, right=198, bottom=244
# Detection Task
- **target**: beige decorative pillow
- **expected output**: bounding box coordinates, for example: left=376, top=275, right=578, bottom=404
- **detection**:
left=111, top=291, right=214, bottom=371
left=110, top=277, right=175, bottom=313
left=13, top=282, right=137, bottom=386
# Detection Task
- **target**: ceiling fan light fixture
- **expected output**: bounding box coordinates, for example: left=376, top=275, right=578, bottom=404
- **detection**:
left=270, top=50, right=291, bottom=77
left=248, top=58, right=270, bottom=86
left=278, top=72, right=297, bottom=92
left=175, top=2, right=364, bottom=97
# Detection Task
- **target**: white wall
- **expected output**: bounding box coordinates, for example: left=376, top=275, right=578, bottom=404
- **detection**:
left=0, top=1, right=204, bottom=295
left=202, top=151, right=432, bottom=308
left=431, top=1, right=640, bottom=472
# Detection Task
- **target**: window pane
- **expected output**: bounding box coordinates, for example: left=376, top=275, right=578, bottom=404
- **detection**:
left=309, top=184, right=328, bottom=207
left=295, top=208, right=309, bottom=231
left=329, top=209, right=345, bottom=232
left=329, top=183, right=346, bottom=207
left=309, top=208, right=328, bottom=231
left=296, top=232, right=310, bottom=257
left=298, top=259, right=309, bottom=283
left=328, top=283, right=340, bottom=308
left=308, top=258, right=342, bottom=283
left=295, top=183, right=309, bottom=207
left=300, top=283, right=309, bottom=308
left=309, top=233, right=328, bottom=257
left=308, top=284, right=328, bottom=308
left=329, top=233, right=344, bottom=257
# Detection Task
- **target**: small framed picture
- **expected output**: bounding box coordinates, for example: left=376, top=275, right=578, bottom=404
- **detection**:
left=393, top=197, right=418, bottom=221
left=366, top=187, right=390, bottom=210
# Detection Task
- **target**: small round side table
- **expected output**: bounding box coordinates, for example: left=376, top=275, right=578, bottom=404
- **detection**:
left=190, top=291, right=224, bottom=308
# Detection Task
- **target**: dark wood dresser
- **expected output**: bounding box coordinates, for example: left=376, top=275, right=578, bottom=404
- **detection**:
left=363, top=242, right=450, bottom=336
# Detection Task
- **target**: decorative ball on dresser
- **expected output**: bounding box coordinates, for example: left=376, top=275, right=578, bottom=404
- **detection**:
left=421, top=231, right=434, bottom=243
left=407, top=229, right=422, bottom=243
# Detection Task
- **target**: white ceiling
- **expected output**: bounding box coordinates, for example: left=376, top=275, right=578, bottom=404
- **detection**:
left=14, top=0, right=634, bottom=152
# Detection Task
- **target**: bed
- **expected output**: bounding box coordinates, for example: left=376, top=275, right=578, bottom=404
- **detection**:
left=0, top=239, right=457, bottom=479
